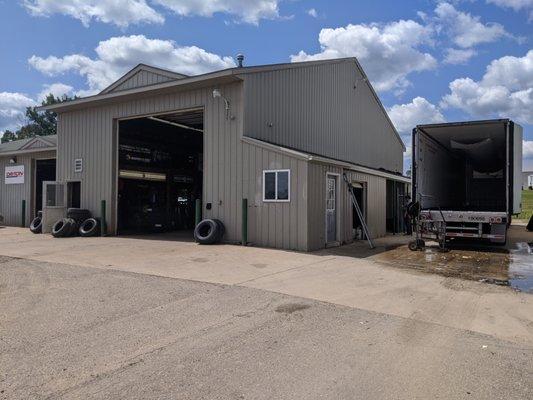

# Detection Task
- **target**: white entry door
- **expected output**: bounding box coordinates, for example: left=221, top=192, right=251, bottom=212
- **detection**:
left=326, top=175, right=337, bottom=243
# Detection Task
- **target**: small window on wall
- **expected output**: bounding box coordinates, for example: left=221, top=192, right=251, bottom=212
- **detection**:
left=263, top=170, right=290, bottom=202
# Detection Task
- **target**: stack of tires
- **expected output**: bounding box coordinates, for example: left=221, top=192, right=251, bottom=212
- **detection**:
left=50, top=208, right=101, bottom=238
left=194, top=219, right=225, bottom=244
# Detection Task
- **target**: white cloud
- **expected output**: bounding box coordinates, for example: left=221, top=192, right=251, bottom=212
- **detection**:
left=307, top=8, right=318, bottom=18
left=443, top=48, right=477, bottom=65
left=38, top=83, right=74, bottom=102
left=486, top=0, right=533, bottom=20
left=434, top=2, right=514, bottom=48
left=524, top=140, right=533, bottom=158
left=388, top=97, right=445, bottom=135
left=441, top=50, right=533, bottom=124
left=23, top=0, right=164, bottom=27
left=152, top=0, right=282, bottom=24
left=0, top=92, right=36, bottom=134
left=290, top=20, right=437, bottom=92
left=29, top=35, right=236, bottom=96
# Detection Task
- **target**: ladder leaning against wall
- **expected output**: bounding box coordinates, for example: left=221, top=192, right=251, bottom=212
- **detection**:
left=342, top=173, right=375, bottom=249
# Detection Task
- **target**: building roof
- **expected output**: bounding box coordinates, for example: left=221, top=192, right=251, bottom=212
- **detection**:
left=0, top=135, right=57, bottom=155
left=38, top=58, right=403, bottom=150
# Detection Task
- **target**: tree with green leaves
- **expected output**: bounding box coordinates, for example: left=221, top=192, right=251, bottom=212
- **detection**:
left=1, top=94, right=76, bottom=143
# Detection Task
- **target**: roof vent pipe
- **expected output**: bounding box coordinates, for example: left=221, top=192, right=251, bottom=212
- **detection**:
left=236, top=54, right=244, bottom=68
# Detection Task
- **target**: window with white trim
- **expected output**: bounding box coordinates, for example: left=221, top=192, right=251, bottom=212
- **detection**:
left=263, top=169, right=290, bottom=202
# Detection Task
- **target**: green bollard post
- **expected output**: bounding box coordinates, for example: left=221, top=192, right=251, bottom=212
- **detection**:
left=21, top=200, right=26, bottom=227
left=100, top=200, right=107, bottom=236
left=195, top=199, right=202, bottom=227
left=242, top=198, right=248, bottom=246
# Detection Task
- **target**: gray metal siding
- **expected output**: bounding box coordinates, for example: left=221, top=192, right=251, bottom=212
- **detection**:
left=57, top=82, right=309, bottom=250
left=306, top=162, right=387, bottom=251
left=0, top=150, right=56, bottom=226
left=112, top=70, right=176, bottom=93
left=242, top=60, right=403, bottom=173
left=242, top=142, right=308, bottom=250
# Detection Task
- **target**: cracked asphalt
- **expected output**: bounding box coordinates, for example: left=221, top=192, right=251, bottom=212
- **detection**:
left=1, top=256, right=532, bottom=400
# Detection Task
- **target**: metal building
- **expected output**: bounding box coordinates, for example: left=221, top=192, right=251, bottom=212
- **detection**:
left=36, top=57, right=408, bottom=251
left=0, top=135, right=57, bottom=226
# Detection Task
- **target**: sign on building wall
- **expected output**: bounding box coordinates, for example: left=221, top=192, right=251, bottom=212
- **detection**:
left=5, top=165, right=25, bottom=184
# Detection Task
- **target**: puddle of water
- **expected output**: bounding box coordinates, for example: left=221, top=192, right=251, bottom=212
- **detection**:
left=508, top=243, right=533, bottom=293
left=372, top=242, right=533, bottom=293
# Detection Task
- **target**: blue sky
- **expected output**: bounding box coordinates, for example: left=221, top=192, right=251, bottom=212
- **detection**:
left=1, top=0, right=532, bottom=171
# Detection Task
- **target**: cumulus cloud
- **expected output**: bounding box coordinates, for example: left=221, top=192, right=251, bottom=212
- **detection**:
left=441, top=50, right=533, bottom=124
left=29, top=35, right=236, bottom=96
left=434, top=2, right=514, bottom=48
left=443, top=48, right=477, bottom=65
left=23, top=0, right=164, bottom=27
left=388, top=97, right=445, bottom=135
left=0, top=92, right=37, bottom=134
left=38, top=83, right=75, bottom=102
left=290, top=20, right=437, bottom=92
left=151, top=0, right=282, bottom=24
left=486, top=0, right=533, bottom=20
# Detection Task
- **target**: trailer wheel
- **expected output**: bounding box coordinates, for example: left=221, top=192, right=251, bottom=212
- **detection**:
left=194, top=219, right=221, bottom=244
left=213, top=219, right=225, bottom=241
left=29, top=217, right=42, bottom=234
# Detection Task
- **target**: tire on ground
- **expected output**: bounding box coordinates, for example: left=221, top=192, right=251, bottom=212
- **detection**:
left=52, top=218, right=73, bottom=238
left=194, top=219, right=221, bottom=244
left=79, top=218, right=100, bottom=237
left=29, top=217, right=42, bottom=234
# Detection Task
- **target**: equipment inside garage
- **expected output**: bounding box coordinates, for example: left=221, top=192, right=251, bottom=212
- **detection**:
left=117, top=109, right=203, bottom=234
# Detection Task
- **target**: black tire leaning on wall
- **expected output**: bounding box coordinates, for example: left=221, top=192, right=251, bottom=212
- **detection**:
left=52, top=218, right=73, bottom=238
left=29, top=217, right=42, bottom=234
left=194, top=219, right=223, bottom=244
left=65, top=218, right=79, bottom=237
left=79, top=218, right=100, bottom=237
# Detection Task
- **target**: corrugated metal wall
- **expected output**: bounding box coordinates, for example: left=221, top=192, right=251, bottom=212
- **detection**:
left=112, top=70, right=176, bottom=93
left=57, top=82, right=310, bottom=250
left=0, top=150, right=56, bottom=226
left=241, top=60, right=404, bottom=173
left=242, top=142, right=308, bottom=250
left=306, top=162, right=387, bottom=251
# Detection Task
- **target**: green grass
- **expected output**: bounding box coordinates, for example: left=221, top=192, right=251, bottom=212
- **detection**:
left=518, top=190, right=533, bottom=220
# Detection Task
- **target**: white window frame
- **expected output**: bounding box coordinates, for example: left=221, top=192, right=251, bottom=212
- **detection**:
left=262, top=169, right=291, bottom=202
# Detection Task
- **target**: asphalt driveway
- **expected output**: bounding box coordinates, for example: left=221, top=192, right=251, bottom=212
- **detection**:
left=1, top=256, right=532, bottom=400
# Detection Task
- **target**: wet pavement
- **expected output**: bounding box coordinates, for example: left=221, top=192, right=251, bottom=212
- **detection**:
left=371, top=234, right=533, bottom=293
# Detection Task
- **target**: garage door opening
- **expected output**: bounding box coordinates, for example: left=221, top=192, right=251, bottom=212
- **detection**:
left=34, top=158, right=56, bottom=216
left=117, top=109, right=203, bottom=235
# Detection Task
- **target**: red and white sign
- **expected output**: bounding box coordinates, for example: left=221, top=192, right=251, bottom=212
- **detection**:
left=5, top=165, right=24, bottom=184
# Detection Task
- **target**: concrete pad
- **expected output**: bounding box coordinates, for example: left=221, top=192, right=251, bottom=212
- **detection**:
left=0, top=227, right=532, bottom=346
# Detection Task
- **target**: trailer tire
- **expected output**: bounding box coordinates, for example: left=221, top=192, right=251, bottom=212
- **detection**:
left=37, top=211, right=43, bottom=218
left=29, top=217, right=42, bottom=234
left=52, top=218, right=73, bottom=238
left=194, top=219, right=220, bottom=244
left=79, top=218, right=100, bottom=237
